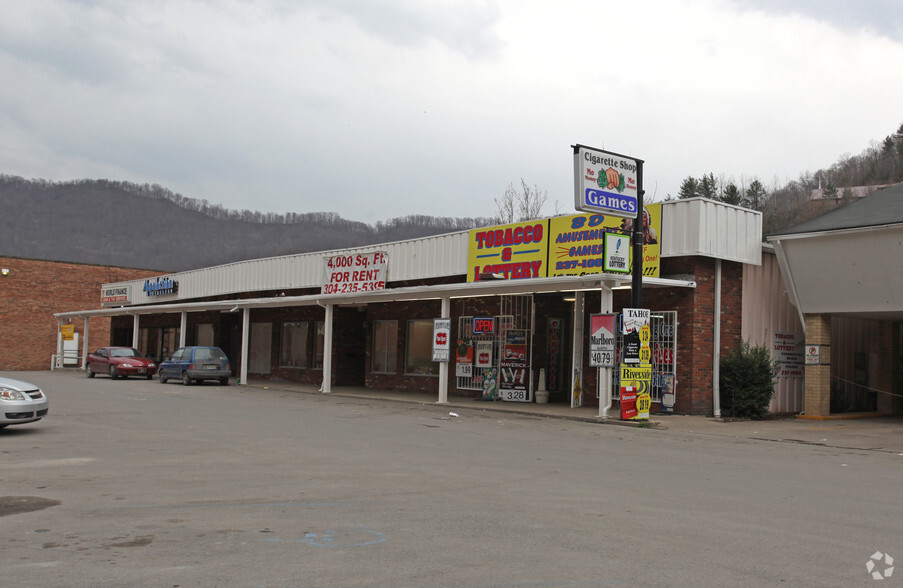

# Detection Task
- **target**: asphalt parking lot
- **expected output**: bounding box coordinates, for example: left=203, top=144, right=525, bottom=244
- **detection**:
left=3, top=370, right=902, bottom=587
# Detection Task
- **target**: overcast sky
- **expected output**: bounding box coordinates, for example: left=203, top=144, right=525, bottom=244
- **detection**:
left=2, top=0, right=901, bottom=223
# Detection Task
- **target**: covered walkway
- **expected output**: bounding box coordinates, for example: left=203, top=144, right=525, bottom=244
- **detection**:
left=240, top=376, right=903, bottom=453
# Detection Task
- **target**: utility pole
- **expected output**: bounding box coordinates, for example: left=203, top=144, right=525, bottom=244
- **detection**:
left=631, top=161, right=644, bottom=308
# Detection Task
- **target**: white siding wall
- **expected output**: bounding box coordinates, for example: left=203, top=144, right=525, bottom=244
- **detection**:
left=662, top=198, right=762, bottom=265
left=106, top=231, right=471, bottom=305
left=742, top=248, right=804, bottom=413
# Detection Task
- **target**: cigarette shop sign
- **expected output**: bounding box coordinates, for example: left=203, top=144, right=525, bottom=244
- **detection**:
left=573, top=145, right=642, bottom=218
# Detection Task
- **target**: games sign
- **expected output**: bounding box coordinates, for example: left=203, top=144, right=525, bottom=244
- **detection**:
left=573, top=145, right=642, bottom=218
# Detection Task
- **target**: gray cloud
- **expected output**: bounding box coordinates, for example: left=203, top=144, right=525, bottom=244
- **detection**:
left=733, top=0, right=903, bottom=38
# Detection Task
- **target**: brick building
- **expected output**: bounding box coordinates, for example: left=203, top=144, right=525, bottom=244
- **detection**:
left=47, top=198, right=808, bottom=417
left=0, top=256, right=156, bottom=370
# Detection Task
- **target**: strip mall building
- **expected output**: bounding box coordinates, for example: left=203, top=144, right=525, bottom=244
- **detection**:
left=47, top=197, right=825, bottom=417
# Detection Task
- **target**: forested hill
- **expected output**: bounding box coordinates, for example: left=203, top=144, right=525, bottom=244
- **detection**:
left=0, top=176, right=495, bottom=272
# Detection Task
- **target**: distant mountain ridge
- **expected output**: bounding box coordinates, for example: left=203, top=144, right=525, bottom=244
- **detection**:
left=0, top=175, right=495, bottom=272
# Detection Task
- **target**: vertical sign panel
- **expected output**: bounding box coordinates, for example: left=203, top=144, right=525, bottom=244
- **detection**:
left=589, top=314, right=616, bottom=367
left=432, top=318, right=451, bottom=362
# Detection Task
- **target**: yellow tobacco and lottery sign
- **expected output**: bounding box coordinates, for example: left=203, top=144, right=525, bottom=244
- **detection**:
left=467, top=221, right=549, bottom=282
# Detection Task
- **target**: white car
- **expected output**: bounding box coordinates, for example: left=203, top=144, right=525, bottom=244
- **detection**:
left=0, top=376, right=50, bottom=429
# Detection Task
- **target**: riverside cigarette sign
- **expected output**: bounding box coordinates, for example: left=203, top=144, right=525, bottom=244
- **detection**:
left=573, top=145, right=642, bottom=218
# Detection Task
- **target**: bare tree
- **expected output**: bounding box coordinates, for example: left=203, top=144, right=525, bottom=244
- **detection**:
left=495, top=179, right=548, bottom=223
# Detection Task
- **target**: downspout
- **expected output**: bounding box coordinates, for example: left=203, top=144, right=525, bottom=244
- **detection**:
left=713, top=259, right=722, bottom=418
left=53, top=319, right=62, bottom=369
left=82, top=317, right=90, bottom=370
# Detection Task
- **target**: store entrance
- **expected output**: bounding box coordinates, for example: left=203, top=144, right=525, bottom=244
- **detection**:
left=532, top=294, right=574, bottom=404
left=335, top=307, right=366, bottom=386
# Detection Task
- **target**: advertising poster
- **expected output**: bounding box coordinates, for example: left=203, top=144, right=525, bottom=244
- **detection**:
left=547, top=208, right=660, bottom=279
left=455, top=340, right=473, bottom=378
left=474, top=340, right=493, bottom=368
left=619, top=384, right=638, bottom=420
left=660, top=375, right=676, bottom=411
left=481, top=367, right=498, bottom=400
left=432, top=318, right=451, bottom=362
left=500, top=329, right=529, bottom=402
left=467, top=221, right=549, bottom=282
left=620, top=366, right=652, bottom=420
left=589, top=314, right=616, bottom=368
left=604, top=233, right=631, bottom=274
left=574, top=145, right=642, bottom=219
left=60, top=324, right=75, bottom=341
left=773, top=332, right=804, bottom=377
left=621, top=308, right=650, bottom=365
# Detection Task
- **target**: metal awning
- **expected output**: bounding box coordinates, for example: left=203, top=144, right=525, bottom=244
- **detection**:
left=54, top=274, right=696, bottom=320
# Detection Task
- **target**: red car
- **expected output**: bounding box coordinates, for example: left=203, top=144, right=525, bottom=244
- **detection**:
left=86, top=347, right=158, bottom=380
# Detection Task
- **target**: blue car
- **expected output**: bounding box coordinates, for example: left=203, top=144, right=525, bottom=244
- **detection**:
left=158, top=346, right=231, bottom=386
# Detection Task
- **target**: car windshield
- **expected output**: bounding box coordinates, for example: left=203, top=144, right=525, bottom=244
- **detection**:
left=195, top=348, right=226, bottom=361
left=110, top=348, right=141, bottom=358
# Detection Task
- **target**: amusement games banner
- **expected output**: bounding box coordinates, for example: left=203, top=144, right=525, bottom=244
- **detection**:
left=467, top=204, right=661, bottom=282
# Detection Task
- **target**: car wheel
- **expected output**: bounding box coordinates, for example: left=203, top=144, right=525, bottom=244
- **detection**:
left=159, top=371, right=167, bottom=384
left=86, top=365, right=95, bottom=378
left=219, top=377, right=229, bottom=386
left=146, top=374, right=153, bottom=380
left=109, top=365, right=118, bottom=380
left=182, top=371, right=192, bottom=386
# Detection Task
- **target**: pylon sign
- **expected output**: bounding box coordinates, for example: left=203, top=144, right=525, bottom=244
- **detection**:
left=573, top=144, right=642, bottom=219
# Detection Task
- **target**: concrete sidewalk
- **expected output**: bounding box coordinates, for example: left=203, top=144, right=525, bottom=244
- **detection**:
left=245, top=378, right=903, bottom=454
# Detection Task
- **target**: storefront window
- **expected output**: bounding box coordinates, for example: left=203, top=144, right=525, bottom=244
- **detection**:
left=372, top=320, right=397, bottom=374
left=280, top=322, right=309, bottom=367
left=313, top=321, right=325, bottom=369
left=405, top=319, right=435, bottom=376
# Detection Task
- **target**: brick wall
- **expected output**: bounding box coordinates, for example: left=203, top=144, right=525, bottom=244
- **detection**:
left=614, top=256, right=744, bottom=415
left=366, top=300, right=446, bottom=394
left=0, top=256, right=158, bottom=370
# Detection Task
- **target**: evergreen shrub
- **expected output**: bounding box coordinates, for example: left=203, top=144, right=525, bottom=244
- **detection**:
left=719, top=339, right=778, bottom=419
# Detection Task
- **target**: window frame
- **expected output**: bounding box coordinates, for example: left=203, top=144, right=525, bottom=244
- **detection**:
left=405, top=318, right=437, bottom=377
left=280, top=321, right=310, bottom=368
left=371, top=319, right=398, bottom=374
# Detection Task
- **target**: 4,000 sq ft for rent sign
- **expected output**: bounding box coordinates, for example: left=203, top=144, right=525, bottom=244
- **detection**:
left=322, top=252, right=388, bottom=295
